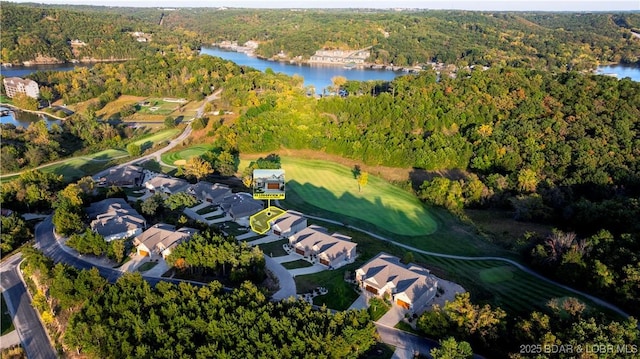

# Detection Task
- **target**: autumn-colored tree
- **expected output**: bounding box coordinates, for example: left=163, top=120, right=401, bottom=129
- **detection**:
left=184, top=156, right=213, bottom=180
left=357, top=171, right=368, bottom=192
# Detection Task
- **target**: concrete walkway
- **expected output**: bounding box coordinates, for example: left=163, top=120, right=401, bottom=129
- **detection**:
left=208, top=215, right=232, bottom=225
left=188, top=202, right=210, bottom=212
left=0, top=330, right=20, bottom=350
left=272, top=253, right=300, bottom=264
left=288, top=263, right=326, bottom=277
left=246, top=234, right=280, bottom=244
left=237, top=231, right=261, bottom=241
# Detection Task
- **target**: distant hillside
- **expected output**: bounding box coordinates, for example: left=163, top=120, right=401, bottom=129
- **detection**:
left=2, top=4, right=639, bottom=70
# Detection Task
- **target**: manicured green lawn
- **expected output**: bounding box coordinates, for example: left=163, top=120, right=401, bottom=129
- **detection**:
left=257, top=239, right=288, bottom=257
left=137, top=262, right=158, bottom=272
left=278, top=157, right=437, bottom=237
left=132, top=128, right=181, bottom=146
left=1, top=292, right=14, bottom=335
left=161, top=144, right=216, bottom=165
left=281, top=259, right=313, bottom=270
left=136, top=98, right=183, bottom=115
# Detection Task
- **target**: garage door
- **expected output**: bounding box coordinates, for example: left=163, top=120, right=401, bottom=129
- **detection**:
left=296, top=248, right=305, bottom=255
left=139, top=250, right=149, bottom=257
left=320, top=258, right=330, bottom=266
left=365, top=285, right=378, bottom=295
left=396, top=299, right=411, bottom=310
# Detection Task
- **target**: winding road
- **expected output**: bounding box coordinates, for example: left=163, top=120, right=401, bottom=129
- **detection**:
left=0, top=254, right=57, bottom=359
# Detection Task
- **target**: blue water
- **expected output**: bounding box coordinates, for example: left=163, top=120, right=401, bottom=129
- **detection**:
left=595, top=64, right=640, bottom=82
left=0, top=63, right=93, bottom=78
left=200, top=47, right=403, bottom=91
left=0, top=106, right=60, bottom=128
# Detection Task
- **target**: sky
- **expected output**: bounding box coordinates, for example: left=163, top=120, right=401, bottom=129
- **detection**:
left=8, top=0, right=640, bottom=11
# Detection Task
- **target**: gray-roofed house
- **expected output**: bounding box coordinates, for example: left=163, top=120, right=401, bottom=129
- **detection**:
left=87, top=198, right=146, bottom=241
left=219, top=192, right=263, bottom=222
left=187, top=181, right=231, bottom=204
left=355, top=252, right=438, bottom=312
left=99, top=165, right=144, bottom=187
left=144, top=175, right=190, bottom=195
left=289, top=225, right=357, bottom=268
left=133, top=223, right=198, bottom=259
left=269, top=210, right=307, bottom=238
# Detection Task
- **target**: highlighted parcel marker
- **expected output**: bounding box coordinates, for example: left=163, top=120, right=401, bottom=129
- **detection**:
left=252, top=169, right=285, bottom=200
left=250, top=168, right=286, bottom=234
left=250, top=206, right=286, bottom=234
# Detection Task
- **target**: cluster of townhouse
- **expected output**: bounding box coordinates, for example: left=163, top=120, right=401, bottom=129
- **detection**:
left=3, top=77, right=40, bottom=99
left=309, top=48, right=371, bottom=65
left=266, top=210, right=439, bottom=311
left=90, top=164, right=438, bottom=312
left=91, top=165, right=265, bottom=258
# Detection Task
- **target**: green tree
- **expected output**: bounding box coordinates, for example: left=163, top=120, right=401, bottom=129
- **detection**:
left=164, top=116, right=176, bottom=128
left=39, top=86, right=54, bottom=107
left=184, top=156, right=213, bottom=180
left=12, top=93, right=38, bottom=110
left=430, top=337, right=473, bottom=359
left=356, top=171, right=368, bottom=192
left=1, top=213, right=31, bottom=254
left=127, top=143, right=141, bottom=157
left=164, top=192, right=198, bottom=211
left=141, top=194, right=163, bottom=216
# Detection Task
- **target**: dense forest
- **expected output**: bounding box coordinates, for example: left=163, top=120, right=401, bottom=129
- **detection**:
left=2, top=4, right=640, bottom=70
left=224, top=67, right=640, bottom=316
left=19, top=247, right=376, bottom=359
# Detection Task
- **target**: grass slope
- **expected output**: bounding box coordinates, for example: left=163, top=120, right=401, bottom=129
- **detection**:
left=280, top=157, right=437, bottom=236
left=161, top=144, right=216, bottom=165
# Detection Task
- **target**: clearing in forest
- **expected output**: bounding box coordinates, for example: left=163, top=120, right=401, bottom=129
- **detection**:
left=278, top=157, right=438, bottom=236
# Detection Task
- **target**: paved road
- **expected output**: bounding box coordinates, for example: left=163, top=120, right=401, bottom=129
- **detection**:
left=35, top=217, right=189, bottom=287
left=264, top=256, right=296, bottom=300
left=0, top=254, right=57, bottom=359
left=375, top=323, right=436, bottom=357
left=300, top=213, right=632, bottom=320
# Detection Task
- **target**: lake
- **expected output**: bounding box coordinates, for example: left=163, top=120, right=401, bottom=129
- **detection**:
left=0, top=106, right=61, bottom=128
left=595, top=64, right=640, bottom=82
left=200, top=47, right=403, bottom=91
left=1, top=63, right=93, bottom=78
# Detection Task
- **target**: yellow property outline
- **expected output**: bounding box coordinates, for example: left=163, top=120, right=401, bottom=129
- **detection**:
left=249, top=206, right=286, bottom=234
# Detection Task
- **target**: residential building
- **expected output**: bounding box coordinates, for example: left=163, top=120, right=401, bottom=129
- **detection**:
left=289, top=225, right=357, bottom=268
left=144, top=175, right=189, bottom=195
left=133, top=223, right=198, bottom=258
left=355, top=252, right=438, bottom=312
left=219, top=192, right=263, bottom=222
left=269, top=210, right=307, bottom=238
left=187, top=181, right=231, bottom=205
left=309, top=49, right=370, bottom=64
left=98, top=165, right=144, bottom=187
left=3, top=77, right=40, bottom=99
left=86, top=198, right=146, bottom=241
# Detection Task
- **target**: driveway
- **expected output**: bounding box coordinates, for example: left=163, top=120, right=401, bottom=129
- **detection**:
left=347, top=294, right=368, bottom=310
left=236, top=231, right=260, bottom=241
left=264, top=256, right=296, bottom=300
left=246, top=234, right=280, bottom=244
left=288, top=264, right=326, bottom=277
left=272, top=254, right=299, bottom=264
left=377, top=305, right=407, bottom=327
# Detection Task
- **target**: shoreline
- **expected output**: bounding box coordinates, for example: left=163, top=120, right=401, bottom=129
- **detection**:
left=0, top=103, right=68, bottom=121
left=2, top=57, right=133, bottom=67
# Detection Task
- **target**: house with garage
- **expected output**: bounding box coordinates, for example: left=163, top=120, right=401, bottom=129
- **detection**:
left=269, top=210, right=307, bottom=238
left=355, top=252, right=438, bottom=312
left=187, top=181, right=231, bottom=205
left=219, top=193, right=263, bottom=224
left=144, top=174, right=189, bottom=196
left=98, top=165, right=145, bottom=187
left=289, top=225, right=357, bottom=268
left=86, top=198, right=146, bottom=241
left=133, top=223, right=198, bottom=259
